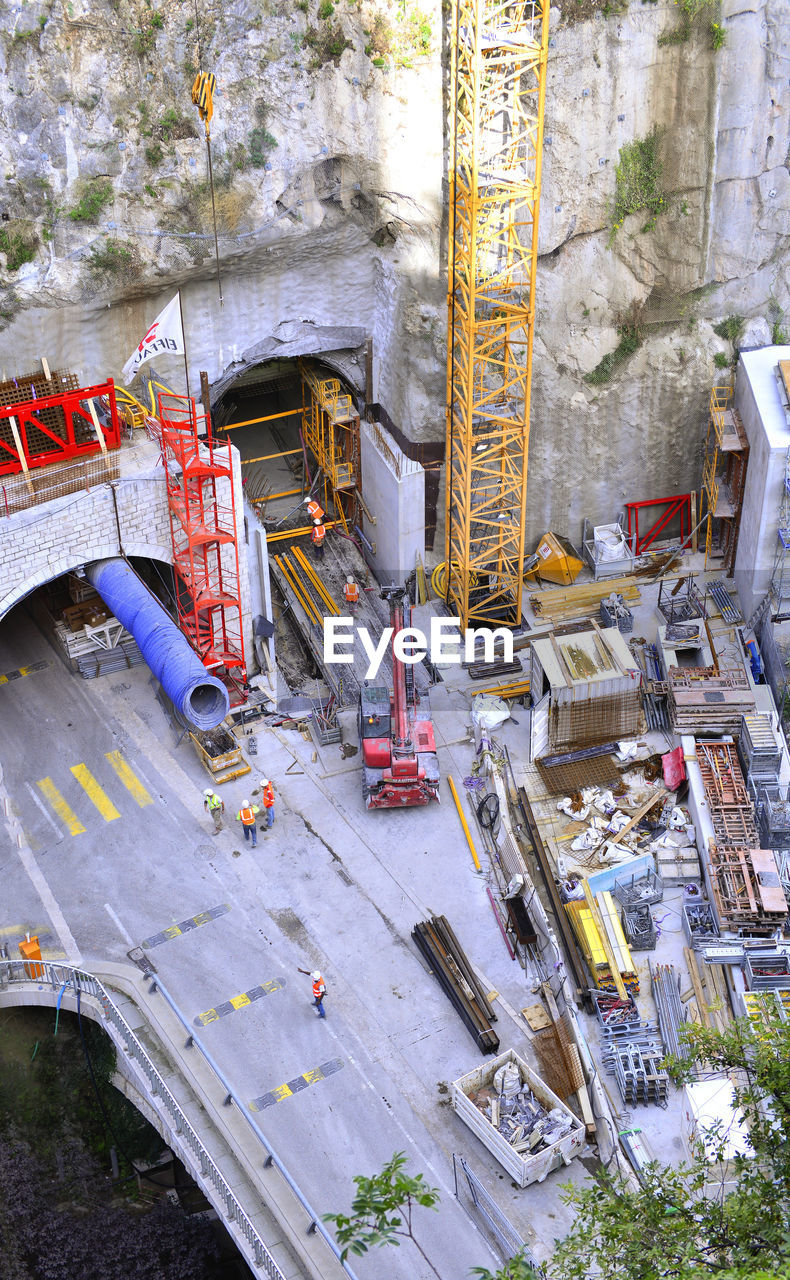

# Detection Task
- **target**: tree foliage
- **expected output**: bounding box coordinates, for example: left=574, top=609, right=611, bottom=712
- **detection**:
left=324, top=1150, right=441, bottom=1277
left=550, top=1002, right=790, bottom=1280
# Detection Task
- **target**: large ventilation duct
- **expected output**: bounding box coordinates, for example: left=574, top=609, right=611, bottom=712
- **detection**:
left=86, top=559, right=229, bottom=729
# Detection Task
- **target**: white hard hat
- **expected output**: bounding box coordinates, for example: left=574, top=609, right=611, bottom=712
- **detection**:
left=243, top=799, right=250, bottom=807
left=313, top=518, right=321, bottom=525
left=303, top=497, right=310, bottom=503
left=260, top=777, right=269, bottom=786
left=347, top=575, right=354, bottom=583
left=312, top=971, right=322, bottom=980
left=204, top=788, right=214, bottom=796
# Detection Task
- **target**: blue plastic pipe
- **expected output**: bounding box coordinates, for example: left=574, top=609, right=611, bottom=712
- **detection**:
left=86, top=559, right=229, bottom=729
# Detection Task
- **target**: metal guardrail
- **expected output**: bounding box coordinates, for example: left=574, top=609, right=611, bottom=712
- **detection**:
left=0, top=960, right=356, bottom=1280
left=146, top=973, right=360, bottom=1280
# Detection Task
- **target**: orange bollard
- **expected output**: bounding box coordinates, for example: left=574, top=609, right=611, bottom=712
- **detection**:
left=19, top=934, right=44, bottom=979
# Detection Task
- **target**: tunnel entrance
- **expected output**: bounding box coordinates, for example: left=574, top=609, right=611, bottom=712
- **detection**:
left=212, top=355, right=362, bottom=538
left=9, top=558, right=178, bottom=681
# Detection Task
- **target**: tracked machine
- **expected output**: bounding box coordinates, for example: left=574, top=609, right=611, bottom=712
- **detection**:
left=359, top=587, right=440, bottom=809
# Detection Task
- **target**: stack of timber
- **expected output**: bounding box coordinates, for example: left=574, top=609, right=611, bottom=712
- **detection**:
left=529, top=576, right=640, bottom=623
left=412, top=915, right=499, bottom=1053
left=668, top=667, right=755, bottom=735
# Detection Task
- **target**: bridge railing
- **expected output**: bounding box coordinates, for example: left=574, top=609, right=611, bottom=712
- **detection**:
left=0, top=960, right=321, bottom=1280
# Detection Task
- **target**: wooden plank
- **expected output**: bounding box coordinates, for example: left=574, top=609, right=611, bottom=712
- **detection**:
left=683, top=945, right=713, bottom=1029
left=8, top=416, right=34, bottom=497
left=610, top=789, right=667, bottom=846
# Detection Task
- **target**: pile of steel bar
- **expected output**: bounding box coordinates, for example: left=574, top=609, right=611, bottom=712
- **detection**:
left=630, top=639, right=669, bottom=731
left=476, top=678, right=531, bottom=700
left=708, top=581, right=742, bottom=623
left=466, top=658, right=524, bottom=680
left=650, top=962, right=690, bottom=1060
left=290, top=545, right=342, bottom=614
left=412, top=915, right=499, bottom=1053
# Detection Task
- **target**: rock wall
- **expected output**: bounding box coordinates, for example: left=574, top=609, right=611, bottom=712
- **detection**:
left=0, top=0, right=787, bottom=551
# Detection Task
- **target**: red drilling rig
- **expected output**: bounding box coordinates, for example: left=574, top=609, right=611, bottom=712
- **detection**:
left=358, top=587, right=440, bottom=809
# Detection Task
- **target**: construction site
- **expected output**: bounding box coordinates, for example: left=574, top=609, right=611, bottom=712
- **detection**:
left=1, top=0, right=790, bottom=1277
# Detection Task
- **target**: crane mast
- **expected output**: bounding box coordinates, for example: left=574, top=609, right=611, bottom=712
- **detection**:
left=445, top=0, right=550, bottom=631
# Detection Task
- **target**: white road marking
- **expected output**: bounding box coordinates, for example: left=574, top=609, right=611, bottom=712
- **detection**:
left=25, top=782, right=64, bottom=841
left=104, top=902, right=134, bottom=946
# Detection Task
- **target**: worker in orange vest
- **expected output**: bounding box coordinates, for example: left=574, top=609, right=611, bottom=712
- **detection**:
left=310, top=518, right=326, bottom=560
left=311, top=970, right=326, bottom=1018
left=235, top=799, right=260, bottom=847
left=343, top=575, right=360, bottom=613
left=259, top=777, right=275, bottom=829
left=304, top=496, right=325, bottom=523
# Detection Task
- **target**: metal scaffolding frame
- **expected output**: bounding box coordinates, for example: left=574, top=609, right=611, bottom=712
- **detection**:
left=299, top=360, right=360, bottom=536
left=445, top=0, right=550, bottom=629
left=702, top=385, right=749, bottom=573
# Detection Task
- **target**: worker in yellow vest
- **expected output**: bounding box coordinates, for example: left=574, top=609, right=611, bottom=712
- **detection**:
left=304, top=496, right=325, bottom=523
left=235, top=799, right=260, bottom=847
left=310, top=518, right=326, bottom=560
left=204, top=788, right=224, bottom=834
left=259, top=777, right=275, bottom=829
left=343, top=575, right=360, bottom=613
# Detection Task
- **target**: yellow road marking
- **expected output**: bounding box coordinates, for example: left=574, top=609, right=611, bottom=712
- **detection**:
left=105, top=750, right=152, bottom=807
left=37, top=778, right=86, bottom=836
left=230, top=993, right=251, bottom=1010
left=71, top=764, right=121, bottom=822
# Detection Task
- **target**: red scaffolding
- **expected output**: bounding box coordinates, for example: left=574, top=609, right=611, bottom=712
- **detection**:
left=0, top=374, right=121, bottom=477
left=158, top=391, right=247, bottom=707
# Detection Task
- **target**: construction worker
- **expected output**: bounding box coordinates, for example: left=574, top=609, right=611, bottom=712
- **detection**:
left=235, top=799, right=260, bottom=847
left=310, top=517, right=326, bottom=560
left=259, top=777, right=275, bottom=829
left=311, top=970, right=326, bottom=1018
left=343, top=575, right=360, bottom=613
left=203, top=788, right=224, bottom=835
left=303, top=496, right=325, bottom=523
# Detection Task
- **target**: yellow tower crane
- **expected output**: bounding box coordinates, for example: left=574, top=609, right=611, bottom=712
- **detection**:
left=444, top=0, right=550, bottom=630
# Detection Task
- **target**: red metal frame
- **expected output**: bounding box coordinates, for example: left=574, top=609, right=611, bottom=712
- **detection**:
left=625, top=494, right=692, bottom=556
left=0, top=380, right=121, bottom=477
left=157, top=392, right=248, bottom=707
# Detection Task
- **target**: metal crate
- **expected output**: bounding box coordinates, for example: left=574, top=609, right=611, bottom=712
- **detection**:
left=622, top=902, right=657, bottom=950
left=682, top=901, right=719, bottom=948
left=613, top=867, right=664, bottom=908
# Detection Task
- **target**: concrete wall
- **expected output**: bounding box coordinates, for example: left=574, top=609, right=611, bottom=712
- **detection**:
left=0, top=441, right=255, bottom=675
left=360, top=421, right=424, bottom=585
left=733, top=345, right=790, bottom=619
left=0, top=473, right=172, bottom=617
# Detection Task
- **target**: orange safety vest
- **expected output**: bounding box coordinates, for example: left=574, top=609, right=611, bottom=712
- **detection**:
left=261, top=782, right=274, bottom=808
left=344, top=582, right=360, bottom=604
left=239, top=806, right=256, bottom=825
left=310, top=523, right=326, bottom=545
left=306, top=499, right=325, bottom=522
left=312, top=977, right=325, bottom=1000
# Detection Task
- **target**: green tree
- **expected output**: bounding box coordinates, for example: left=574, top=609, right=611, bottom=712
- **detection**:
left=472, top=1249, right=542, bottom=1278
left=550, top=1002, right=790, bottom=1280
left=324, top=1150, right=442, bottom=1278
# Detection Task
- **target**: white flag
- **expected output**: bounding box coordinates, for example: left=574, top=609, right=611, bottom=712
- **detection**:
left=122, top=293, right=184, bottom=385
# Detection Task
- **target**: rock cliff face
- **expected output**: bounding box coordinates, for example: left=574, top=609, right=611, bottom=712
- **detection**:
left=0, top=0, right=787, bottom=546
